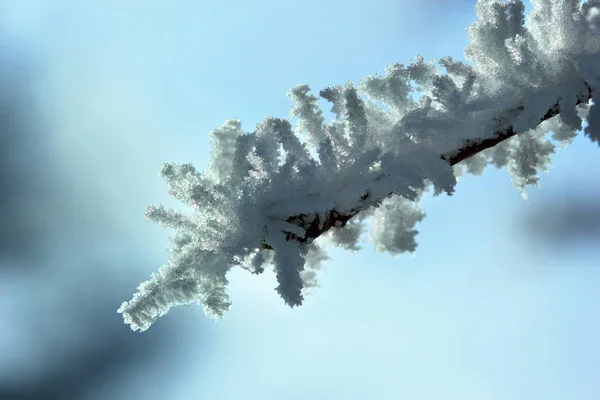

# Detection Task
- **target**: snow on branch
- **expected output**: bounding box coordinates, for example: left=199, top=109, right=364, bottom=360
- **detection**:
left=119, top=0, right=600, bottom=332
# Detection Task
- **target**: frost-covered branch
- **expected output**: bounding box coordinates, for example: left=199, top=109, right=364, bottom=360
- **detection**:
left=120, top=0, right=600, bottom=332
left=261, top=79, right=593, bottom=253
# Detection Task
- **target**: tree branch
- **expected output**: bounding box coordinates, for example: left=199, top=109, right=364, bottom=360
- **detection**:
left=262, top=81, right=593, bottom=251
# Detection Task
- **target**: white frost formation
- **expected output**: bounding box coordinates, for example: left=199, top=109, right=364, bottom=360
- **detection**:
left=119, top=0, right=600, bottom=332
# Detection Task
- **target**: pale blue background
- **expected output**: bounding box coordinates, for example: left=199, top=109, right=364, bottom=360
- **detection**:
left=0, top=1, right=599, bottom=399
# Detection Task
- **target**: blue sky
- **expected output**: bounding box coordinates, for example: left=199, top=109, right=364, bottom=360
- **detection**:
left=1, top=1, right=599, bottom=399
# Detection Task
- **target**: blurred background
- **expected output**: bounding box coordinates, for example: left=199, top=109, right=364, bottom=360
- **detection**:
left=0, top=1, right=598, bottom=399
